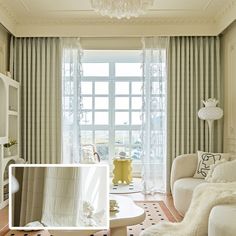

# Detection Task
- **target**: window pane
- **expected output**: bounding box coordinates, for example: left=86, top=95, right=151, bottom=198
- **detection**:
left=115, top=130, right=129, bottom=145
left=132, top=82, right=142, bottom=95
left=81, top=112, right=92, bottom=125
left=152, top=82, right=165, bottom=95
left=96, top=144, right=109, bottom=161
left=115, top=63, right=142, bottom=77
left=63, top=63, right=72, bottom=77
left=115, top=97, right=129, bottom=110
left=115, top=112, right=129, bottom=125
left=95, top=131, right=109, bottom=161
left=151, top=97, right=165, bottom=110
left=151, top=63, right=166, bottom=77
left=131, top=131, right=141, bottom=145
left=95, top=82, right=109, bottom=95
left=115, top=82, right=129, bottom=95
left=95, top=130, right=109, bottom=144
left=64, top=81, right=73, bottom=95
left=131, top=131, right=142, bottom=161
left=63, top=96, right=73, bottom=110
left=132, top=112, right=142, bottom=125
left=95, top=97, right=108, bottom=109
left=63, top=111, right=73, bottom=125
left=94, top=112, right=108, bottom=125
left=83, top=63, right=109, bottom=77
left=81, top=82, right=92, bottom=95
left=82, top=97, right=92, bottom=109
left=131, top=97, right=142, bottom=110
left=114, top=146, right=130, bottom=157
left=152, top=114, right=165, bottom=130
left=81, top=131, right=93, bottom=144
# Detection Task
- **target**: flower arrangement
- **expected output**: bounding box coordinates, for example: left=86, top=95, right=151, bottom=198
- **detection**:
left=4, top=139, right=17, bottom=148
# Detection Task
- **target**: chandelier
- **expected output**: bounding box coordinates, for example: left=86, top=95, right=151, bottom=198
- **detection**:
left=91, top=0, right=154, bottom=19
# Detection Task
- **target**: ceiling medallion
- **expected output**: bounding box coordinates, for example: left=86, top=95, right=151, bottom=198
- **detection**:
left=91, top=0, right=154, bottom=19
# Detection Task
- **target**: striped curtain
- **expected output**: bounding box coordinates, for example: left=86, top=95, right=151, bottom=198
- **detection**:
left=19, top=167, right=45, bottom=226
left=10, top=37, right=61, bottom=164
left=167, top=36, right=223, bottom=186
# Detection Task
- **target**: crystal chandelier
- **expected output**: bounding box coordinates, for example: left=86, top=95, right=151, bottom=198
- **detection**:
left=91, top=0, right=154, bottom=19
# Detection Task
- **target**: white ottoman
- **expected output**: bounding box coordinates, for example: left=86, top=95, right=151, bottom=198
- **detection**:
left=208, top=204, right=236, bottom=236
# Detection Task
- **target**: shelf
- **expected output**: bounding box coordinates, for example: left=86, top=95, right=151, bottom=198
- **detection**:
left=4, top=152, right=18, bottom=158
left=4, top=155, right=18, bottom=159
left=8, top=110, right=18, bottom=116
left=9, top=85, right=18, bottom=113
left=0, top=74, right=19, bottom=210
left=0, top=137, right=7, bottom=145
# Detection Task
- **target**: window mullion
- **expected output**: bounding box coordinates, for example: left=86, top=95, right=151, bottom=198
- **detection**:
left=109, top=62, right=115, bottom=167
left=92, top=81, right=95, bottom=144
left=129, top=81, right=132, bottom=158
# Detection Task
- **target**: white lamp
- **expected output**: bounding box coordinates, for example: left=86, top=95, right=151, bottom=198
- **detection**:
left=198, top=98, right=223, bottom=152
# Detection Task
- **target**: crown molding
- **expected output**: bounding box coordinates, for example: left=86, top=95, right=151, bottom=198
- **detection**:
left=14, top=21, right=217, bottom=37
left=0, top=0, right=235, bottom=37
left=0, top=2, right=18, bottom=25
left=17, top=16, right=215, bottom=26
left=215, top=0, right=236, bottom=34
left=215, top=0, right=236, bottom=20
left=0, top=3, right=16, bottom=33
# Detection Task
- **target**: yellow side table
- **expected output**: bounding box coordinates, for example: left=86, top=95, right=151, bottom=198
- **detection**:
left=112, top=158, right=132, bottom=185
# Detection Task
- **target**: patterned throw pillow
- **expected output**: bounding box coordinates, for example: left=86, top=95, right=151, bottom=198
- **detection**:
left=193, top=151, right=230, bottom=178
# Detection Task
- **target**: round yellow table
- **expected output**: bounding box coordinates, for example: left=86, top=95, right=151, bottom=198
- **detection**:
left=112, top=158, right=132, bottom=185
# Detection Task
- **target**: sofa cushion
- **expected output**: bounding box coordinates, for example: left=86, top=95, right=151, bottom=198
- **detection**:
left=205, top=159, right=227, bottom=181
left=173, top=178, right=205, bottom=216
left=206, top=160, right=236, bottom=183
left=193, top=151, right=230, bottom=178
left=208, top=204, right=236, bottom=236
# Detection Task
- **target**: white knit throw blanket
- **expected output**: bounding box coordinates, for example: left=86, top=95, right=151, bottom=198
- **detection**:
left=141, top=182, right=236, bottom=236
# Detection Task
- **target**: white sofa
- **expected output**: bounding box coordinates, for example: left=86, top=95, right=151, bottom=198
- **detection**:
left=171, top=153, right=236, bottom=236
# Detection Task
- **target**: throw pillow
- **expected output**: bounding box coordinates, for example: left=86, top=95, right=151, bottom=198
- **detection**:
left=193, top=151, right=230, bottom=178
left=205, top=159, right=227, bottom=181
left=206, top=160, right=236, bottom=183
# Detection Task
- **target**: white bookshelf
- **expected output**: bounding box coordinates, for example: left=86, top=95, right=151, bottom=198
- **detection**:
left=0, top=73, right=23, bottom=209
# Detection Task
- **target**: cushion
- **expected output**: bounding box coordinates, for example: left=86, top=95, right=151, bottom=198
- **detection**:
left=208, top=205, right=236, bottom=236
left=206, top=160, right=236, bottom=183
left=173, top=178, right=206, bottom=215
left=205, top=159, right=227, bottom=181
left=193, top=151, right=230, bottom=178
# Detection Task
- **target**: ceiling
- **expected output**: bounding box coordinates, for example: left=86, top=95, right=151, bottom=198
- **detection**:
left=0, top=0, right=235, bottom=37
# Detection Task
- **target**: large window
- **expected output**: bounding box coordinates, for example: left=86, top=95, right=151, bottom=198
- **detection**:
left=80, top=50, right=143, bottom=164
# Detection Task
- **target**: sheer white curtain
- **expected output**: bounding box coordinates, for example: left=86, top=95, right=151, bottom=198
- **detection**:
left=141, top=37, right=169, bottom=194
left=61, top=38, right=83, bottom=163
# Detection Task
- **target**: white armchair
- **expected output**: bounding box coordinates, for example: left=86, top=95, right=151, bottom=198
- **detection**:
left=171, top=153, right=236, bottom=236
left=170, top=153, right=206, bottom=216
left=170, top=154, right=198, bottom=192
